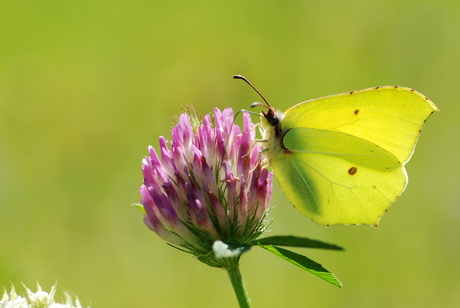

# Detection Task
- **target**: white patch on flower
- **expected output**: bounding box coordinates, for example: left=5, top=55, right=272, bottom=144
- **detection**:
left=213, top=240, right=248, bottom=259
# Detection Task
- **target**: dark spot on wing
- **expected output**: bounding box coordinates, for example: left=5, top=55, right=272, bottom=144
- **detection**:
left=348, top=167, right=357, bottom=175
left=354, top=109, right=359, bottom=115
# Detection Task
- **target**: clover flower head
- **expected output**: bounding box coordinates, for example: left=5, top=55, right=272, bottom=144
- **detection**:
left=140, top=107, right=273, bottom=266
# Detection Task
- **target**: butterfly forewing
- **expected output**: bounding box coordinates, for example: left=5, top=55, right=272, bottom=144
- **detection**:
left=282, top=87, right=439, bottom=165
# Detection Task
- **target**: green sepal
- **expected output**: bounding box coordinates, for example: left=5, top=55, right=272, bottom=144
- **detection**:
left=258, top=245, right=343, bottom=288
left=252, top=235, right=344, bottom=251
left=132, top=203, right=146, bottom=214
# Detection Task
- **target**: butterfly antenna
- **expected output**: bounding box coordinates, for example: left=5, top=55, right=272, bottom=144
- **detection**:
left=233, top=75, right=271, bottom=107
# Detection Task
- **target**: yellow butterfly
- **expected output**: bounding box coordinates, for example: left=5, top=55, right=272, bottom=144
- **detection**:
left=235, top=75, right=439, bottom=226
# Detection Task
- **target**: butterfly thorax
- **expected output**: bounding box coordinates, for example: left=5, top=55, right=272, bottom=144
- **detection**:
left=260, top=108, right=291, bottom=162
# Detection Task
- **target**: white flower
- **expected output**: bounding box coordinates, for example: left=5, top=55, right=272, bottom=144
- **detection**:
left=0, top=284, right=88, bottom=308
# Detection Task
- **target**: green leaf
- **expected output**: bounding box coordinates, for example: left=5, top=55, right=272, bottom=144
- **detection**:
left=252, top=235, right=344, bottom=251
left=258, top=245, right=342, bottom=288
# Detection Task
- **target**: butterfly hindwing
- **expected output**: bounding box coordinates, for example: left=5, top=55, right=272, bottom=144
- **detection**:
left=272, top=128, right=406, bottom=225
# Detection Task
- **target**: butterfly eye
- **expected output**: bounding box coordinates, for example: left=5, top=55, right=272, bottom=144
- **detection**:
left=263, top=109, right=279, bottom=127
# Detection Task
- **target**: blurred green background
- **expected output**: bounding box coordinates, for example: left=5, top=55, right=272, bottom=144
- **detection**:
left=0, top=1, right=458, bottom=307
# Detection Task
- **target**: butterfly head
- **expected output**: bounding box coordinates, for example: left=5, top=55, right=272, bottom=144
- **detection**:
left=262, top=107, right=280, bottom=127
left=260, top=106, right=285, bottom=137
left=232, top=75, right=288, bottom=152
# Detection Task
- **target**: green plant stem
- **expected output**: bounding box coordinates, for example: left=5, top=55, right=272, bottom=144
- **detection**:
left=226, top=262, right=251, bottom=308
